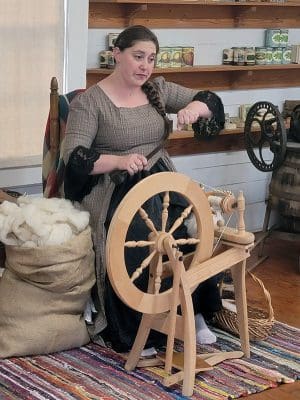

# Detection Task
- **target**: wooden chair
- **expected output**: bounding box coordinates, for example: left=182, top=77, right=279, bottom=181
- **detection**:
left=45, top=77, right=254, bottom=397
left=42, top=77, right=84, bottom=198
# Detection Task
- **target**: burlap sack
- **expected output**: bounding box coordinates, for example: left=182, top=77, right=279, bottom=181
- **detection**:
left=0, top=227, right=95, bottom=358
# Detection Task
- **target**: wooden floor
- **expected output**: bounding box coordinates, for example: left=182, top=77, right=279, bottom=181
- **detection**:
left=245, top=233, right=300, bottom=399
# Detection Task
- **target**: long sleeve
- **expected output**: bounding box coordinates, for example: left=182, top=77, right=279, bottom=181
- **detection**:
left=192, top=91, right=225, bottom=138
left=152, top=76, right=225, bottom=137
left=64, top=146, right=101, bottom=202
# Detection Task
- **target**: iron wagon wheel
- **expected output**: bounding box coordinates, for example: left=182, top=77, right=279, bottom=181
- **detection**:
left=106, top=172, right=214, bottom=315
left=245, top=101, right=287, bottom=172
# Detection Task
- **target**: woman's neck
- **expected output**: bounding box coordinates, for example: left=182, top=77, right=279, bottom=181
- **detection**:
left=98, top=73, right=148, bottom=108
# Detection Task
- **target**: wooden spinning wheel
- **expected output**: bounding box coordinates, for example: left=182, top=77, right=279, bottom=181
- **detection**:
left=106, top=172, right=214, bottom=314
left=106, top=172, right=254, bottom=397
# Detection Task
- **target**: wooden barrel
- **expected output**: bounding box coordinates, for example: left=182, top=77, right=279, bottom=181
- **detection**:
left=269, top=142, right=300, bottom=233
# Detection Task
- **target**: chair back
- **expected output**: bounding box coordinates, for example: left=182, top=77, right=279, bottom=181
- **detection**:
left=42, top=77, right=85, bottom=198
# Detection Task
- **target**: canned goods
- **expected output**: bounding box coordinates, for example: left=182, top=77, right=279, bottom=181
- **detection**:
left=222, top=48, right=234, bottom=65
left=255, top=47, right=266, bottom=65
left=265, top=47, right=273, bottom=64
left=272, top=47, right=283, bottom=64
left=170, top=47, right=182, bottom=68
left=291, top=44, right=300, bottom=63
left=182, top=47, right=194, bottom=66
left=280, top=29, right=289, bottom=47
left=244, top=47, right=255, bottom=66
left=282, top=46, right=292, bottom=64
left=265, top=29, right=281, bottom=47
left=99, top=50, right=114, bottom=68
left=233, top=47, right=245, bottom=66
left=156, top=47, right=171, bottom=68
left=108, top=33, right=119, bottom=50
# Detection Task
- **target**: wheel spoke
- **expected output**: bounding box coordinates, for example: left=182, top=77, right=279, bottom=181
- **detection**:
left=175, top=238, right=200, bottom=246
left=131, top=249, right=157, bottom=282
left=125, top=240, right=155, bottom=248
left=161, top=191, right=170, bottom=232
left=258, top=143, right=266, bottom=163
left=168, top=204, right=193, bottom=235
left=154, top=253, right=163, bottom=294
left=139, top=207, right=158, bottom=234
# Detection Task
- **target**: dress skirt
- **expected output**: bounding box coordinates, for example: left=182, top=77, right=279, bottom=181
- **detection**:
left=103, top=159, right=221, bottom=352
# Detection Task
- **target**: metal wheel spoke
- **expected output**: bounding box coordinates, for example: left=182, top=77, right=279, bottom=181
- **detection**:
left=161, top=191, right=170, bottom=232
left=139, top=207, right=158, bottom=234
left=168, top=204, right=193, bottom=235
left=131, top=249, right=157, bottom=282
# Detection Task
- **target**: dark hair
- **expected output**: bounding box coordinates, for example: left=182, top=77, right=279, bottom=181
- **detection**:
left=114, top=25, right=159, bottom=54
left=142, top=81, right=172, bottom=137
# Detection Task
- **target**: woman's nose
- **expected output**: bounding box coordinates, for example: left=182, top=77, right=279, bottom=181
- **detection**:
left=139, top=60, right=147, bottom=69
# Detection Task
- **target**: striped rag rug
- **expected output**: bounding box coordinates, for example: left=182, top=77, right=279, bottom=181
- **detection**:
left=0, top=321, right=299, bottom=400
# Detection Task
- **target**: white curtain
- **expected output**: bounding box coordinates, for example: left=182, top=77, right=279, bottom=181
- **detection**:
left=0, top=0, right=64, bottom=164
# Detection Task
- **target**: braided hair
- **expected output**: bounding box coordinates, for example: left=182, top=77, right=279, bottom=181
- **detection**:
left=142, top=81, right=172, bottom=136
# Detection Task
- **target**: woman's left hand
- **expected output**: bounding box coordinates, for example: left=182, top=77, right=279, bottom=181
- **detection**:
left=177, top=101, right=211, bottom=130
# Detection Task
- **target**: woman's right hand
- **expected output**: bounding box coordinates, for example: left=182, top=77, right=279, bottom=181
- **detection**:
left=118, top=153, right=148, bottom=175
left=91, top=153, right=148, bottom=175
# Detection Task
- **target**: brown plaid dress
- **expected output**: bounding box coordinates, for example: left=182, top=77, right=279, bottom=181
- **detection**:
left=62, top=77, right=201, bottom=343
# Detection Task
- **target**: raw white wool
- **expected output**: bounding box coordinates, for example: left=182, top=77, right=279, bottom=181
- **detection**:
left=0, top=196, right=90, bottom=248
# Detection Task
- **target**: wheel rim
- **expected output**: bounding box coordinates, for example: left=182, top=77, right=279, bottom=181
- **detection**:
left=106, top=172, right=214, bottom=314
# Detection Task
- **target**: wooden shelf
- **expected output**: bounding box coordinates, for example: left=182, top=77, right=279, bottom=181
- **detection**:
left=87, top=64, right=300, bottom=91
left=88, top=0, right=300, bottom=155
left=166, top=132, right=246, bottom=156
left=89, top=1, right=300, bottom=29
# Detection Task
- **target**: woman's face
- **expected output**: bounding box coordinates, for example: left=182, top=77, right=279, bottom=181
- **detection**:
left=113, top=40, right=157, bottom=87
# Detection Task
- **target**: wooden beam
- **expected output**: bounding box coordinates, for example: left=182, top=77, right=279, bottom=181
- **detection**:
left=89, top=2, right=300, bottom=29
left=87, top=64, right=300, bottom=91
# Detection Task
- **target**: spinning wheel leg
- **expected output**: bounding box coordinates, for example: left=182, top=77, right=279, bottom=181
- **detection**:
left=179, top=256, right=197, bottom=397
left=164, top=238, right=198, bottom=396
left=231, top=260, right=250, bottom=357
left=125, top=314, right=155, bottom=371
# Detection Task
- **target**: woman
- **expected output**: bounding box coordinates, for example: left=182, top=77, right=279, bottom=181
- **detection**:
left=63, top=25, right=225, bottom=352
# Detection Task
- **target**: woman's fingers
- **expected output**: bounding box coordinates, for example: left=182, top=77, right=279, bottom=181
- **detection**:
left=177, top=109, right=198, bottom=127
left=124, top=154, right=148, bottom=175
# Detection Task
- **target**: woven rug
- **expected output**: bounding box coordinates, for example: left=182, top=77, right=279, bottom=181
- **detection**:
left=0, top=321, right=299, bottom=400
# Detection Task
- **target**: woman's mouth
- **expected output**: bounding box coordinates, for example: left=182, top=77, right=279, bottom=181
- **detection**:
left=135, top=73, right=148, bottom=80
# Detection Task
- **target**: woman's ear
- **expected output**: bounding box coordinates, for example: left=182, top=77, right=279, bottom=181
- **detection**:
left=113, top=47, right=121, bottom=63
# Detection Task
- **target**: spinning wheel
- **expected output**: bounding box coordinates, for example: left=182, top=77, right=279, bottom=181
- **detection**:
left=106, top=172, right=214, bottom=314
left=245, top=101, right=287, bottom=172
left=106, top=172, right=254, bottom=397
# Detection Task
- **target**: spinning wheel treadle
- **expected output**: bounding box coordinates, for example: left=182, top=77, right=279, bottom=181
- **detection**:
left=245, top=101, right=287, bottom=172
left=106, top=172, right=215, bottom=315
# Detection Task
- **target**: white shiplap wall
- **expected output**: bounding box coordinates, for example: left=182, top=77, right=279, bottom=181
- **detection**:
left=172, top=151, right=271, bottom=232
left=0, top=163, right=42, bottom=197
